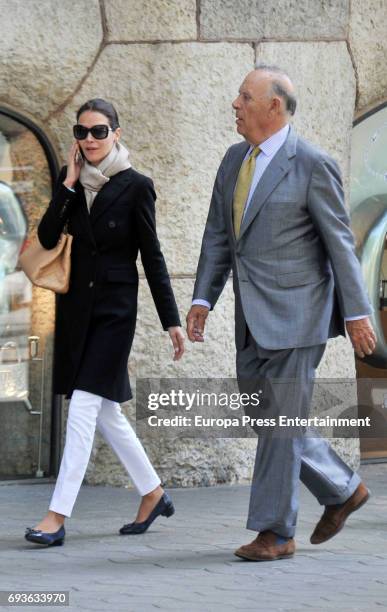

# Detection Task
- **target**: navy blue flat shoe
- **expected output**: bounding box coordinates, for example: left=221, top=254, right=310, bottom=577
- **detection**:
left=25, top=525, right=65, bottom=547
left=119, top=492, right=175, bottom=535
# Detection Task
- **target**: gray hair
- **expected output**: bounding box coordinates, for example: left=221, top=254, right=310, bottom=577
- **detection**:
left=255, top=63, right=297, bottom=116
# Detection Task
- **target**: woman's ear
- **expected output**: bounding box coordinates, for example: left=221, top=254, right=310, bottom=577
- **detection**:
left=115, top=127, right=122, bottom=142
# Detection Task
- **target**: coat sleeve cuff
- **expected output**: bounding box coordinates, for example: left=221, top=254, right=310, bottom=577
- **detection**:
left=51, top=183, right=77, bottom=218
left=162, top=317, right=181, bottom=331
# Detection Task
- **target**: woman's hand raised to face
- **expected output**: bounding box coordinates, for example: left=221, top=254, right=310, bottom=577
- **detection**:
left=63, top=141, right=83, bottom=189
left=168, top=326, right=185, bottom=361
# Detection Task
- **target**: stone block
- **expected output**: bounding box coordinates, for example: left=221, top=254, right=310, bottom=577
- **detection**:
left=131, top=278, right=236, bottom=379
left=200, top=0, right=349, bottom=41
left=349, top=0, right=387, bottom=110
left=104, top=0, right=197, bottom=41
left=0, top=0, right=102, bottom=119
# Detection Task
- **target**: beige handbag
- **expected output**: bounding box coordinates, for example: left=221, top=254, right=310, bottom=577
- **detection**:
left=18, top=230, right=72, bottom=294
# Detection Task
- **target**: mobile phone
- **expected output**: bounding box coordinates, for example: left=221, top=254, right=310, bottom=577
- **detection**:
left=75, top=147, right=85, bottom=164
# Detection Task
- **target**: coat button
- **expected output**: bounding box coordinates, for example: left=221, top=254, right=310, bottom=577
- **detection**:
left=89, top=281, right=94, bottom=288
left=108, top=220, right=116, bottom=228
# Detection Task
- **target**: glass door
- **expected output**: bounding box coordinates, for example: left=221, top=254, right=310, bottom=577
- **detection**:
left=350, top=103, right=387, bottom=460
left=0, top=109, right=58, bottom=478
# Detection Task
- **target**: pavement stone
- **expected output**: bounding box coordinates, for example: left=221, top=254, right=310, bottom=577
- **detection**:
left=0, top=463, right=386, bottom=611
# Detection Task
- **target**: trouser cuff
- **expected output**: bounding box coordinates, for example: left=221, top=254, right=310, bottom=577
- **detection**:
left=316, top=472, right=362, bottom=506
left=246, top=519, right=296, bottom=539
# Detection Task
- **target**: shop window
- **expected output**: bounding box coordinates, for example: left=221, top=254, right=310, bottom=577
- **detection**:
left=350, top=102, right=387, bottom=460
left=0, top=109, right=58, bottom=478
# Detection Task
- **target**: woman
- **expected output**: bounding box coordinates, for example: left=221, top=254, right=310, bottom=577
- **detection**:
left=25, top=99, right=184, bottom=547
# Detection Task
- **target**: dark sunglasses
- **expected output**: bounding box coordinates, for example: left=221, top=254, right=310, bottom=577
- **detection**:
left=73, top=124, right=114, bottom=140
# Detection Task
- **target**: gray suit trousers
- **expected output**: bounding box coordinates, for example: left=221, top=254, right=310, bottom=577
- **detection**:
left=236, top=329, right=361, bottom=538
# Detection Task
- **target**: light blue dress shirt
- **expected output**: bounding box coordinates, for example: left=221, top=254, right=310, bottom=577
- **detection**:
left=242, top=123, right=290, bottom=217
left=192, top=125, right=366, bottom=321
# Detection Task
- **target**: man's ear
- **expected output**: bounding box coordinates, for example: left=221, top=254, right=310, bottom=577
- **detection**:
left=269, top=97, right=281, bottom=116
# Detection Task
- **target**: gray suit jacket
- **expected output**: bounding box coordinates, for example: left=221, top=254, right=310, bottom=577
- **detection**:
left=193, top=127, right=372, bottom=350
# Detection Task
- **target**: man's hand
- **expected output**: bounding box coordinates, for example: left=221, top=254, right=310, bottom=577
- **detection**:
left=345, top=317, right=377, bottom=358
left=186, top=305, right=210, bottom=342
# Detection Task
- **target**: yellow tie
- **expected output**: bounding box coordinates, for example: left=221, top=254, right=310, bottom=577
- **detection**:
left=233, top=145, right=261, bottom=239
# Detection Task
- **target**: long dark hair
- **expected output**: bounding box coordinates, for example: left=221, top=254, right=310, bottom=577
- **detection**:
left=76, top=98, right=120, bottom=129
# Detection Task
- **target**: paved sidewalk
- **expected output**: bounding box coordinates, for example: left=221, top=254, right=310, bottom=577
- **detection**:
left=0, top=463, right=386, bottom=611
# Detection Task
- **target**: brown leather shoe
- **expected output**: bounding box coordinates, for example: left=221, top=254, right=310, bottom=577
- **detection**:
left=234, top=530, right=295, bottom=561
left=310, top=482, right=370, bottom=545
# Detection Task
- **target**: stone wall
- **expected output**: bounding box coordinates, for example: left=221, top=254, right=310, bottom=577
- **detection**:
left=1, top=0, right=386, bottom=487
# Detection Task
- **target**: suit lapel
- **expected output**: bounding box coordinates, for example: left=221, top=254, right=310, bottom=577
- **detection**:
left=89, top=168, right=134, bottom=225
left=224, top=142, right=250, bottom=243
left=237, top=128, right=297, bottom=242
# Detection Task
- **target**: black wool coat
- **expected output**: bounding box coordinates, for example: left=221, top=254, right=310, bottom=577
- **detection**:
left=38, top=166, right=181, bottom=402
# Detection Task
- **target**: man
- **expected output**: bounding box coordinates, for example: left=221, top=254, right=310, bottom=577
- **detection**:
left=186, top=65, right=377, bottom=561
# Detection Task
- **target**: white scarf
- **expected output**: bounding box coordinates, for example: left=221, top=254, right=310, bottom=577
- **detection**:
left=79, top=141, right=132, bottom=212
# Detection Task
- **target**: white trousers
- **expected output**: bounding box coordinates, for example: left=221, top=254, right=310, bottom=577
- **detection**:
left=49, top=389, right=161, bottom=517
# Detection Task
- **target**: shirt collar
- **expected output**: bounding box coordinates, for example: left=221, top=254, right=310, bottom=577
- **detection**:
left=248, top=124, right=290, bottom=158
